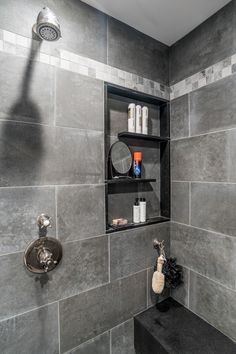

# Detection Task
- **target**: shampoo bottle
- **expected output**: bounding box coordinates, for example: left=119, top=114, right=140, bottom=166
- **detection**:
left=128, top=103, right=135, bottom=133
left=140, top=197, right=146, bottom=222
left=133, top=198, right=140, bottom=223
left=135, top=105, right=142, bottom=133
left=142, top=106, right=148, bottom=134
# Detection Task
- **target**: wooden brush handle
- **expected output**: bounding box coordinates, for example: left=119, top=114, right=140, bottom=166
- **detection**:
left=157, top=255, right=165, bottom=273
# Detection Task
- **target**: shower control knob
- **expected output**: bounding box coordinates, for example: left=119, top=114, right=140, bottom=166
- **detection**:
left=38, top=247, right=54, bottom=272
left=37, top=214, right=51, bottom=229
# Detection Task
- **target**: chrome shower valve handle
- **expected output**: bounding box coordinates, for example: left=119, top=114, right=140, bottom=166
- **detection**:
left=37, top=214, right=52, bottom=229
left=24, top=215, right=62, bottom=274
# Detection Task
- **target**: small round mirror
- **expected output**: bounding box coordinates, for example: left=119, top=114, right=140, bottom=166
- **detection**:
left=110, top=141, right=132, bottom=175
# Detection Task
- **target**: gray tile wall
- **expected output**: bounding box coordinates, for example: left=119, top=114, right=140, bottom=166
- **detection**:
left=0, top=1, right=170, bottom=353
left=169, top=0, right=236, bottom=84
left=170, top=10, right=236, bottom=338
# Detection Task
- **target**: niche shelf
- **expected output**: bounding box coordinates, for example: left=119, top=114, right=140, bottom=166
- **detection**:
left=104, top=83, right=170, bottom=234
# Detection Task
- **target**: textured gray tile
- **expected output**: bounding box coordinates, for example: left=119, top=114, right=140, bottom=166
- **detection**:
left=107, top=17, right=169, bottom=84
left=0, top=186, right=55, bottom=255
left=108, top=182, right=160, bottom=225
left=171, top=266, right=189, bottom=307
left=189, top=271, right=236, bottom=341
left=110, top=223, right=170, bottom=280
left=190, top=75, right=236, bottom=135
left=147, top=268, right=170, bottom=307
left=56, top=69, right=103, bottom=131
left=0, top=236, right=108, bottom=320
left=0, top=52, right=54, bottom=125
left=170, top=222, right=236, bottom=290
left=57, top=184, right=105, bottom=242
left=171, top=182, right=189, bottom=224
left=111, top=319, right=135, bottom=354
left=0, top=0, right=107, bottom=63
left=170, top=95, right=189, bottom=139
left=107, top=95, right=160, bottom=137
left=0, top=303, right=59, bottom=354
left=171, top=130, right=236, bottom=182
left=191, top=182, right=236, bottom=237
left=170, top=1, right=236, bottom=84
left=0, top=122, right=103, bottom=186
left=66, top=332, right=110, bottom=354
left=59, top=271, right=147, bottom=353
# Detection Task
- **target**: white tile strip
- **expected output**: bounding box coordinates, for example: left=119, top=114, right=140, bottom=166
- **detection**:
left=170, top=56, right=236, bottom=100
left=0, top=29, right=169, bottom=101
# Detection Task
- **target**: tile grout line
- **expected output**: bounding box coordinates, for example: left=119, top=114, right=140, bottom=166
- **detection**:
left=189, top=182, right=191, bottom=225
left=170, top=220, right=236, bottom=241
left=58, top=302, right=61, bottom=354
left=187, top=269, right=190, bottom=308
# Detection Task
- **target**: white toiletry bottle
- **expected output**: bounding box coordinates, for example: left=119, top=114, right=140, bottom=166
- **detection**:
left=135, top=105, right=142, bottom=133
left=140, top=197, right=146, bottom=222
left=142, top=106, right=148, bottom=135
left=128, top=103, right=135, bottom=133
left=133, top=198, right=140, bottom=223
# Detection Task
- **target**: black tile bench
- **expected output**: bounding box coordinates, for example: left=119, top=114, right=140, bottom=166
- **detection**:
left=134, top=298, right=236, bottom=354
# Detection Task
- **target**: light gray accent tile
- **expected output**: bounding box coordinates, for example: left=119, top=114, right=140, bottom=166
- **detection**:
left=0, top=122, right=104, bottom=186
left=0, top=186, right=55, bottom=255
left=147, top=267, right=170, bottom=307
left=0, top=236, right=108, bottom=320
left=111, top=319, right=135, bottom=354
left=171, top=266, right=189, bottom=307
left=170, top=222, right=236, bottom=290
left=0, top=51, right=54, bottom=125
left=170, top=95, right=189, bottom=139
left=191, top=183, right=236, bottom=237
left=0, top=303, right=59, bottom=354
left=59, top=271, right=147, bottom=353
left=0, top=0, right=107, bottom=63
left=66, top=332, right=110, bottom=354
left=57, top=185, right=105, bottom=242
left=110, top=223, right=169, bottom=280
left=189, top=271, right=236, bottom=341
left=107, top=17, right=169, bottom=84
left=171, top=130, right=236, bottom=182
left=171, top=182, right=189, bottom=224
left=170, top=1, right=236, bottom=84
left=108, top=182, right=160, bottom=225
left=190, top=75, right=236, bottom=135
left=56, top=69, right=103, bottom=131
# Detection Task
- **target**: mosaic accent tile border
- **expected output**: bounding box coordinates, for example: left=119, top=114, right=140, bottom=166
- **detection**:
left=170, top=55, right=236, bottom=100
left=0, top=29, right=169, bottom=100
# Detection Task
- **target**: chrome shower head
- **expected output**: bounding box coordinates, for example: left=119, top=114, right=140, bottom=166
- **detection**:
left=33, top=7, right=61, bottom=41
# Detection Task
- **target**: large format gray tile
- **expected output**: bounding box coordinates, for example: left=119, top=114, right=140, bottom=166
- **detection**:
left=189, top=271, right=236, bottom=341
left=0, top=52, right=54, bottom=125
left=169, top=1, right=236, bottom=84
left=0, top=186, right=55, bottom=255
left=170, top=222, right=236, bottom=290
left=107, top=17, right=169, bottom=84
left=59, top=271, right=147, bottom=353
left=190, top=75, right=236, bottom=135
left=0, top=0, right=107, bottom=63
left=171, top=182, right=189, bottom=224
left=0, top=236, right=108, bottom=320
left=0, top=303, right=59, bottom=354
left=56, top=69, right=103, bottom=131
left=57, top=184, right=105, bottom=242
left=170, top=95, right=189, bottom=139
left=66, top=332, right=110, bottom=354
left=171, top=130, right=236, bottom=182
left=110, top=223, right=169, bottom=280
left=171, top=266, right=189, bottom=307
left=191, top=182, right=236, bottom=237
left=111, top=319, right=135, bottom=354
left=0, top=122, right=104, bottom=186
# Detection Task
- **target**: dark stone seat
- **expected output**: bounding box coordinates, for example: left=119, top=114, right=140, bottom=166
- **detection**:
left=134, top=298, right=236, bottom=354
